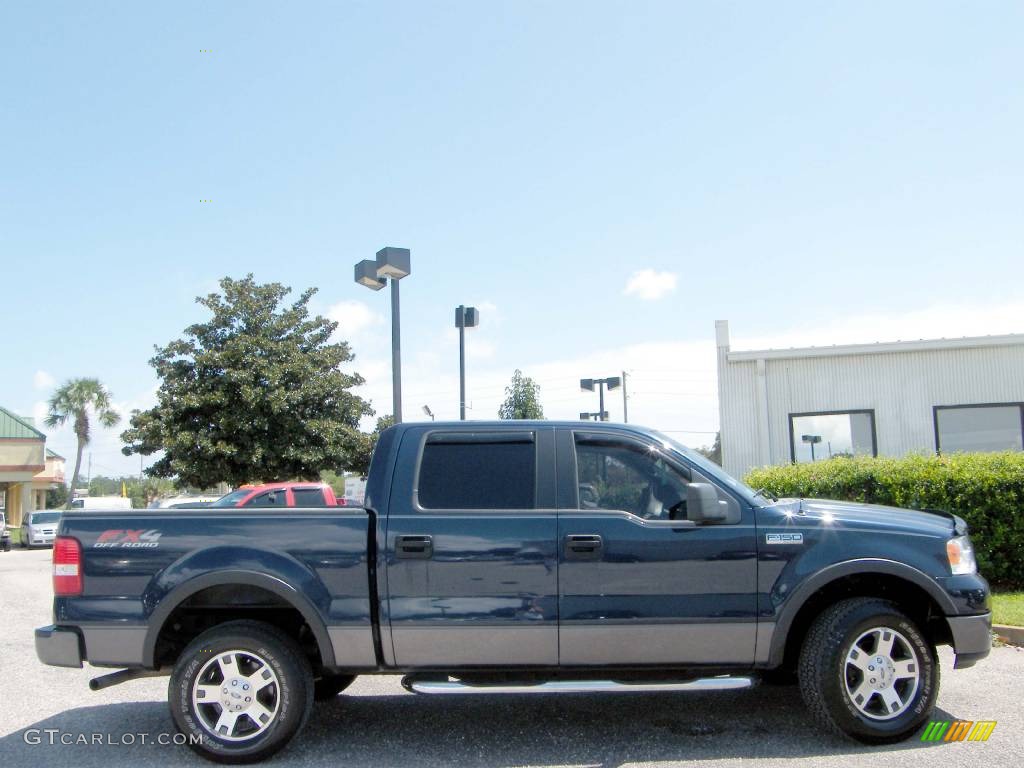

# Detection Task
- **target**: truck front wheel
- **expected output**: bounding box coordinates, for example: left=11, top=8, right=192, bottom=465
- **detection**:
left=169, top=620, right=314, bottom=764
left=798, top=597, right=938, bottom=744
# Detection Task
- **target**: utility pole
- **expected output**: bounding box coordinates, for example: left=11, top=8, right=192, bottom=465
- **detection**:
left=621, top=370, right=629, bottom=423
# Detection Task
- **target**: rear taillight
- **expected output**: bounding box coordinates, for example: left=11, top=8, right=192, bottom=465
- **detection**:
left=53, top=537, right=82, bottom=596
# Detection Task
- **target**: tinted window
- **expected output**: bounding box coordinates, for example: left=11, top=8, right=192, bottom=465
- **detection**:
left=418, top=434, right=535, bottom=510
left=292, top=488, right=328, bottom=507
left=246, top=489, right=286, bottom=507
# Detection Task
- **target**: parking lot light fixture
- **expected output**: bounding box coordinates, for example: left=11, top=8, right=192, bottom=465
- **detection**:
left=580, top=376, right=620, bottom=422
left=354, top=247, right=411, bottom=423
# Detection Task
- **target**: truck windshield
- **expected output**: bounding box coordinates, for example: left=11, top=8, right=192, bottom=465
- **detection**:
left=649, top=431, right=763, bottom=505
left=210, top=490, right=250, bottom=508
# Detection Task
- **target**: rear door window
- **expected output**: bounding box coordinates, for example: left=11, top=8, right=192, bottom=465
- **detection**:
left=417, top=432, right=536, bottom=510
left=292, top=488, right=328, bottom=507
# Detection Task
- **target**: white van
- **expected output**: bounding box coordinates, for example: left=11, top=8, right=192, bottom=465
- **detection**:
left=70, top=496, right=133, bottom=511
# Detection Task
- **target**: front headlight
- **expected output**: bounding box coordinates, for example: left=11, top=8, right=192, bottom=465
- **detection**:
left=946, top=535, right=977, bottom=575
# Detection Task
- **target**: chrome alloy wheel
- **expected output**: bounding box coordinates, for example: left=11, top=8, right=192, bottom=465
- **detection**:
left=843, top=627, right=920, bottom=720
left=191, top=650, right=281, bottom=741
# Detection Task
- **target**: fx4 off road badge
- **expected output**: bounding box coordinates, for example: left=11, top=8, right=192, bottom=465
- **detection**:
left=765, top=532, right=803, bottom=545
left=94, top=529, right=162, bottom=549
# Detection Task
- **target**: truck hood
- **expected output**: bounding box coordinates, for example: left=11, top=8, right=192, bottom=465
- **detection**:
left=795, top=498, right=965, bottom=538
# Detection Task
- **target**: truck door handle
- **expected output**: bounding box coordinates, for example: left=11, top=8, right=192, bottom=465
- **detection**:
left=395, top=534, right=433, bottom=559
left=565, top=534, right=603, bottom=560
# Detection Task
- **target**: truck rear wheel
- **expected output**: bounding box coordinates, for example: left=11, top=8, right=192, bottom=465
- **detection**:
left=169, top=620, right=314, bottom=764
left=798, top=597, right=938, bottom=744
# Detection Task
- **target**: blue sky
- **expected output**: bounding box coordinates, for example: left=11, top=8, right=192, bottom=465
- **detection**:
left=2, top=1, right=1022, bottom=478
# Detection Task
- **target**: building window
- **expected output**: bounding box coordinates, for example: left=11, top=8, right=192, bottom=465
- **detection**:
left=934, top=404, right=1024, bottom=453
left=789, top=410, right=877, bottom=463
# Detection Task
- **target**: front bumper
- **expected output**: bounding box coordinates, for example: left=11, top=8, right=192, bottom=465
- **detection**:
left=947, top=612, right=992, bottom=669
left=35, top=625, right=83, bottom=668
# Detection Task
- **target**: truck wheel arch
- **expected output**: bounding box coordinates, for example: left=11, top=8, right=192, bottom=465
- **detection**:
left=143, top=570, right=335, bottom=669
left=767, top=558, right=957, bottom=668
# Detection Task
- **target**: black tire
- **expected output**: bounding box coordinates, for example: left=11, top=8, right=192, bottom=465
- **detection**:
left=169, top=620, right=314, bottom=764
left=313, top=672, right=356, bottom=701
left=798, top=597, right=938, bottom=744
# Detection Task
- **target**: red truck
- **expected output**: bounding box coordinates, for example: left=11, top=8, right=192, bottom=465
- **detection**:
left=208, top=482, right=345, bottom=508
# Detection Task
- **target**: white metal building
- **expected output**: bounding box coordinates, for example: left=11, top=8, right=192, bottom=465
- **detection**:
left=715, top=321, right=1024, bottom=479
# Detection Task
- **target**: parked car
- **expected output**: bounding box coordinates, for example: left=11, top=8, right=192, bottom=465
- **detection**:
left=36, top=421, right=990, bottom=763
left=209, top=481, right=345, bottom=508
left=0, top=511, right=10, bottom=552
left=21, top=510, right=63, bottom=548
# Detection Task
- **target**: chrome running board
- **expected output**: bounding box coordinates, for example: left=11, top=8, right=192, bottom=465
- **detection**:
left=402, top=676, right=753, bottom=695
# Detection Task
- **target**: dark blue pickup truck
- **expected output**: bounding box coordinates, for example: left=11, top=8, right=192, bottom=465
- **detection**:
left=36, top=421, right=991, bottom=762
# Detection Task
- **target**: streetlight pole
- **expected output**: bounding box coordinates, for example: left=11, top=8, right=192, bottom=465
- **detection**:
left=454, top=305, right=480, bottom=420
left=390, top=277, right=402, bottom=423
left=354, top=247, right=411, bottom=423
left=621, top=370, right=629, bottom=423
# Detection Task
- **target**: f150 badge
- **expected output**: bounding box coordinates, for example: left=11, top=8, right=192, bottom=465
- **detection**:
left=94, top=529, right=162, bottom=549
left=766, top=532, right=803, bottom=544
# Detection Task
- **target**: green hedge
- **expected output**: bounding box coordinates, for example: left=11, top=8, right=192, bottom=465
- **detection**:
left=744, top=452, right=1024, bottom=589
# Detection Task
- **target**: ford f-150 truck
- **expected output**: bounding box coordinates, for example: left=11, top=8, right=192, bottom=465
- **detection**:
left=36, top=421, right=991, bottom=763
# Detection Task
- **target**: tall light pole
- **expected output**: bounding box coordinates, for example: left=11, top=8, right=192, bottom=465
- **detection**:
left=422, top=405, right=435, bottom=421
left=355, top=247, right=411, bottom=423
left=455, top=305, right=480, bottom=420
left=802, top=434, right=822, bottom=462
left=580, top=376, right=622, bottom=422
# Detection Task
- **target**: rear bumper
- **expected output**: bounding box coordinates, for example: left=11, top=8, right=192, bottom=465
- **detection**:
left=947, top=612, right=992, bottom=669
left=35, top=625, right=83, bottom=668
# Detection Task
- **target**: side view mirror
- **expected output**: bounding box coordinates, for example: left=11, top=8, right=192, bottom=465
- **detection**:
left=687, top=483, right=727, bottom=523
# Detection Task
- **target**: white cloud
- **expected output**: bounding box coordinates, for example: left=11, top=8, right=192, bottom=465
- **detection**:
left=33, top=370, right=55, bottom=390
left=327, top=301, right=383, bottom=339
left=623, top=269, right=678, bottom=301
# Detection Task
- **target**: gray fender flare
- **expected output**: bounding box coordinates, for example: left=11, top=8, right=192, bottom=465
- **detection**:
left=766, top=558, right=957, bottom=667
left=142, top=569, right=335, bottom=668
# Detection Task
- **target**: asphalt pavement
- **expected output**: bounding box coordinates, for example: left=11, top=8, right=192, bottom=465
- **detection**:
left=1, top=546, right=1021, bottom=767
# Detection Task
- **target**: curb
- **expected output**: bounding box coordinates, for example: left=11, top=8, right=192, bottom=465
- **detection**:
left=993, top=624, right=1024, bottom=647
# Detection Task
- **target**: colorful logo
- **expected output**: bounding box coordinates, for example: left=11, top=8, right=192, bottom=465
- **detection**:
left=94, top=529, right=162, bottom=549
left=921, top=720, right=996, bottom=742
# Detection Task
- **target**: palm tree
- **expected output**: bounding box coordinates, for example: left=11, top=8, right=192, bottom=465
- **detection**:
left=44, top=378, right=121, bottom=509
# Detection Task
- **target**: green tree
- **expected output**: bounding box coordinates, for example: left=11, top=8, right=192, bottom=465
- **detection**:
left=695, top=432, right=722, bottom=466
left=45, top=483, right=69, bottom=509
left=347, top=415, right=395, bottom=477
left=122, top=275, right=373, bottom=488
left=44, top=378, right=121, bottom=509
left=498, top=369, right=544, bottom=420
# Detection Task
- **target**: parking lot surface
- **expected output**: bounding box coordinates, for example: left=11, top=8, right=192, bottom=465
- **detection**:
left=1, top=547, right=1021, bottom=767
